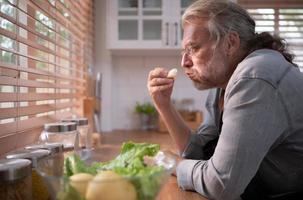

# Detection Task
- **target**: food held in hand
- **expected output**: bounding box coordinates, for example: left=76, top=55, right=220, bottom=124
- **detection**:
left=167, top=68, right=178, bottom=79
left=86, top=170, right=137, bottom=200
left=70, top=173, right=94, bottom=198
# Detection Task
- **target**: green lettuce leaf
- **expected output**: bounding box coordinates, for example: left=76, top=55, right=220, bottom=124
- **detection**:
left=95, top=142, right=164, bottom=200
left=64, top=153, right=98, bottom=176
left=63, top=141, right=166, bottom=200
left=57, top=180, right=85, bottom=200
left=96, top=142, right=160, bottom=171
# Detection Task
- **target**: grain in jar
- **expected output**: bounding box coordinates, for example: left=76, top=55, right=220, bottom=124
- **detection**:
left=0, top=159, right=32, bottom=200
left=6, top=149, right=51, bottom=200
left=25, top=143, right=64, bottom=175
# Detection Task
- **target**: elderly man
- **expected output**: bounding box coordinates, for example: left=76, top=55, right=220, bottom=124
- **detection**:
left=147, top=0, right=303, bottom=199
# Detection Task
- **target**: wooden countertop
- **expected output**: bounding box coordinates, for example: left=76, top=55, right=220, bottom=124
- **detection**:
left=96, top=130, right=208, bottom=200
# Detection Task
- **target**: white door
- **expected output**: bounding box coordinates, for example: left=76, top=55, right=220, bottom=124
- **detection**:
left=107, top=0, right=196, bottom=49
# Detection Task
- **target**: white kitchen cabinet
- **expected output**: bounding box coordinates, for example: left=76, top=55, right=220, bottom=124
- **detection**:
left=107, top=0, right=196, bottom=51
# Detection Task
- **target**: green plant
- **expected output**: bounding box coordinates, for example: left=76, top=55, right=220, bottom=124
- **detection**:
left=134, top=102, right=157, bottom=115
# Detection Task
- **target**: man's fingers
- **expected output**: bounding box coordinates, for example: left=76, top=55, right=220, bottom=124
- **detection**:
left=149, top=83, right=173, bottom=93
left=148, top=67, right=168, bottom=80
left=149, top=78, right=173, bottom=87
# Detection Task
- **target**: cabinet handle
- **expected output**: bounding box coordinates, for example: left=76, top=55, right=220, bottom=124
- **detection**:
left=174, top=22, right=178, bottom=46
left=165, top=22, right=169, bottom=45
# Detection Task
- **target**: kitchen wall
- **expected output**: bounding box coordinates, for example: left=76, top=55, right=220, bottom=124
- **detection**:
left=94, top=0, right=207, bottom=131
left=111, top=55, right=208, bottom=130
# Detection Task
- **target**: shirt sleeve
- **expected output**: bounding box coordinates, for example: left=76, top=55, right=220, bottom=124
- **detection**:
left=177, top=78, right=288, bottom=200
left=182, top=88, right=222, bottom=159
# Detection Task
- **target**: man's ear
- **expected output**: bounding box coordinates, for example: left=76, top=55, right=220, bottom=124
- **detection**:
left=225, top=31, right=240, bottom=57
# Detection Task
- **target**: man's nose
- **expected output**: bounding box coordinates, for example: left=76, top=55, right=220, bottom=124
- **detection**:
left=181, top=53, right=193, bottom=68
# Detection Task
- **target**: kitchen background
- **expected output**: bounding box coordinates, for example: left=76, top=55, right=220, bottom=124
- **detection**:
left=0, top=0, right=302, bottom=154
left=96, top=0, right=303, bottom=131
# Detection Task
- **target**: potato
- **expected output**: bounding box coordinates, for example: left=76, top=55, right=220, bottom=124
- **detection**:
left=167, top=68, right=178, bottom=79
left=86, top=171, right=137, bottom=200
left=70, top=173, right=94, bottom=197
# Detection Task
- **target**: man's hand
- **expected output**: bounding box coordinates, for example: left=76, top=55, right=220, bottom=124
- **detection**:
left=143, top=150, right=183, bottom=177
left=159, top=150, right=184, bottom=177
left=147, top=67, right=191, bottom=153
left=172, top=155, right=184, bottom=177
left=147, top=67, right=174, bottom=109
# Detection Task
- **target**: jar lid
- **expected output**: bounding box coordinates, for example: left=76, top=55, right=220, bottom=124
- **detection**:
left=6, top=149, right=50, bottom=167
left=62, top=118, right=88, bottom=126
left=25, top=143, right=64, bottom=154
left=44, top=122, right=77, bottom=132
left=0, top=159, right=31, bottom=182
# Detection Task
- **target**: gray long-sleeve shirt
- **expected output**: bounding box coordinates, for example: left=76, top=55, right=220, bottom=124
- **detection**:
left=176, top=49, right=303, bottom=200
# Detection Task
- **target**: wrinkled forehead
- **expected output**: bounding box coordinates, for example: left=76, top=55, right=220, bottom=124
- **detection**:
left=182, top=19, right=210, bottom=46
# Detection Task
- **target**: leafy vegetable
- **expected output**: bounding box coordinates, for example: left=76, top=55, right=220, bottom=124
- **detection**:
left=63, top=141, right=167, bottom=200
left=97, top=142, right=160, bottom=171
left=57, top=180, right=85, bottom=200
left=64, top=153, right=97, bottom=176
left=95, top=142, right=164, bottom=200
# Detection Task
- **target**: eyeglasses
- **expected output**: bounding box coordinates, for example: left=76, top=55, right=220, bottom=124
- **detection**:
left=181, top=44, right=201, bottom=57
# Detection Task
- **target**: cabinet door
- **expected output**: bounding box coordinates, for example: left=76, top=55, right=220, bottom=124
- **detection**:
left=142, top=0, right=163, bottom=41
left=181, top=0, right=196, bottom=15
left=178, top=0, right=197, bottom=46
left=163, top=0, right=179, bottom=47
left=109, top=0, right=165, bottom=49
left=107, top=0, right=196, bottom=50
left=164, top=0, right=196, bottom=48
left=116, top=0, right=140, bottom=47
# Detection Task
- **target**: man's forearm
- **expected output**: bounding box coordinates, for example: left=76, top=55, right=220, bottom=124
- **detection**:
left=156, top=102, right=191, bottom=153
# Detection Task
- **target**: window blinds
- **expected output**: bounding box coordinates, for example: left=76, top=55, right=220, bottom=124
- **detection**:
left=239, top=0, right=303, bottom=70
left=0, top=0, right=93, bottom=154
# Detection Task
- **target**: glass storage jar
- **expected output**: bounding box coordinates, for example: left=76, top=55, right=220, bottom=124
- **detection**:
left=6, top=149, right=51, bottom=200
left=24, top=143, right=64, bottom=184
left=62, top=118, right=91, bottom=149
left=0, top=158, right=32, bottom=200
left=41, top=122, right=79, bottom=150
left=25, top=142, right=64, bottom=155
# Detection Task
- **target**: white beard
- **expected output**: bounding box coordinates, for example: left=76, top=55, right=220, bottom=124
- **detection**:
left=192, top=48, right=229, bottom=90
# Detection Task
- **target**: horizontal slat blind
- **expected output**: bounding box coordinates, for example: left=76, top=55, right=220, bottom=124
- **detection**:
left=239, top=0, right=303, bottom=71
left=0, top=0, right=94, bottom=154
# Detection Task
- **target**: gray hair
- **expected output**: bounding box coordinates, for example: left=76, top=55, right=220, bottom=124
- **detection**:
left=182, top=0, right=256, bottom=49
left=182, top=0, right=296, bottom=64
